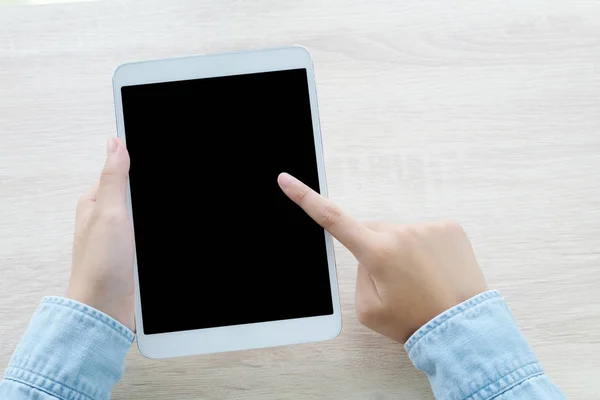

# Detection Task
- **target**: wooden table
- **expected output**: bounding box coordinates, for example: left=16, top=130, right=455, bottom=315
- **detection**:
left=1, top=1, right=599, bottom=398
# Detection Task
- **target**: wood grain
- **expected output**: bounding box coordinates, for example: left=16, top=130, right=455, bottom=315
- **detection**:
left=1, top=0, right=599, bottom=398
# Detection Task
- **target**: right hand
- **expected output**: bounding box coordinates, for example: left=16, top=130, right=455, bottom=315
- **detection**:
left=277, top=173, right=488, bottom=343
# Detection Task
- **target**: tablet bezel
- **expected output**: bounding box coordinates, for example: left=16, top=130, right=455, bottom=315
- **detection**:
left=113, top=46, right=341, bottom=359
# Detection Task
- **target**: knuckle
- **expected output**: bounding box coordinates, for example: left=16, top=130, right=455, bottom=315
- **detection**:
left=99, top=165, right=126, bottom=187
left=443, top=219, right=463, bottom=231
left=403, top=225, right=425, bottom=245
left=356, top=301, right=383, bottom=327
left=95, top=206, right=129, bottom=224
left=433, top=219, right=464, bottom=235
left=318, top=205, right=342, bottom=229
left=293, top=185, right=310, bottom=205
left=99, top=168, right=115, bottom=187
left=363, top=220, right=378, bottom=230
left=355, top=303, right=373, bottom=326
left=363, top=220, right=387, bottom=231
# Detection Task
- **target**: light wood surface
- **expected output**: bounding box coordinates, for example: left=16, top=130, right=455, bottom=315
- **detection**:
left=1, top=0, right=600, bottom=399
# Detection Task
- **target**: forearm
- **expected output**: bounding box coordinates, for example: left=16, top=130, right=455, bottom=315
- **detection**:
left=406, top=291, right=566, bottom=399
left=0, top=297, right=133, bottom=400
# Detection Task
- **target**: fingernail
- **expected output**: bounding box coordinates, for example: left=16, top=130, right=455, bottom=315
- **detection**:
left=107, top=137, right=118, bottom=155
left=278, top=173, right=294, bottom=188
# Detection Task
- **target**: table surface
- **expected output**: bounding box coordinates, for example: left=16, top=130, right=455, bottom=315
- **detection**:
left=1, top=1, right=600, bottom=399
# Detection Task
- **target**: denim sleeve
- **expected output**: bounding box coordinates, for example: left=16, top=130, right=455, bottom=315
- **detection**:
left=405, top=290, right=566, bottom=400
left=0, top=297, right=134, bottom=400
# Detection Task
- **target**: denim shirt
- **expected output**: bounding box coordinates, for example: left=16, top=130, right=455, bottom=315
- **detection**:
left=0, top=291, right=565, bottom=399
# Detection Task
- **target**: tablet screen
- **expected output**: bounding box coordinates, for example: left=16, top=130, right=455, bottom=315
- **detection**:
left=121, top=68, right=334, bottom=335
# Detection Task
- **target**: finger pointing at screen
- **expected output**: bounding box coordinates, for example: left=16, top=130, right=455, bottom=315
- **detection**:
left=277, top=172, right=374, bottom=259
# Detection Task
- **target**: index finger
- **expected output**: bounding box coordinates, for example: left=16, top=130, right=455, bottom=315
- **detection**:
left=277, top=172, right=372, bottom=256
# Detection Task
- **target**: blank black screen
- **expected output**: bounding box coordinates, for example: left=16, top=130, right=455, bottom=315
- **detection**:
left=121, top=68, right=334, bottom=335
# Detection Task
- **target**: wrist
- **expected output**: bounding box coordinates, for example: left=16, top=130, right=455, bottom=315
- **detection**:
left=6, top=297, right=133, bottom=400
left=405, top=291, right=541, bottom=400
left=66, top=285, right=135, bottom=332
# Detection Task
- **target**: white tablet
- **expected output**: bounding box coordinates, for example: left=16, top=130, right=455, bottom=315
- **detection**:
left=112, top=46, right=341, bottom=359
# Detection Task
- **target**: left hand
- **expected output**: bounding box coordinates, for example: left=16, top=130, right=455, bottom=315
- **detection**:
left=67, top=137, right=135, bottom=331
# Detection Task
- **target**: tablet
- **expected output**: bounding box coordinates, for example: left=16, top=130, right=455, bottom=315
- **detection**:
left=112, top=46, right=341, bottom=359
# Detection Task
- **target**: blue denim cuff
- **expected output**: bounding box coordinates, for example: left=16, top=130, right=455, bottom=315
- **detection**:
left=405, top=290, right=543, bottom=400
left=4, top=297, right=134, bottom=400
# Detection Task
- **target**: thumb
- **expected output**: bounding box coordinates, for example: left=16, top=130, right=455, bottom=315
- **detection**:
left=96, top=137, right=130, bottom=207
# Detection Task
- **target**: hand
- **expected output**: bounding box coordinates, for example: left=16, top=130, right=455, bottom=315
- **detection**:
left=277, top=173, right=488, bottom=343
left=67, top=137, right=135, bottom=331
